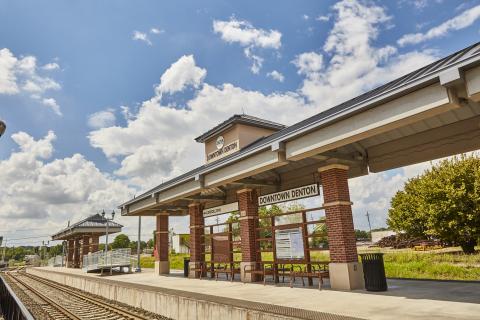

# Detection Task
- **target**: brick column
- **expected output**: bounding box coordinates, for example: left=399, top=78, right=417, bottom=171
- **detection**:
left=319, top=164, right=364, bottom=290
left=81, top=235, right=90, bottom=267
left=90, top=235, right=99, bottom=253
left=73, top=238, right=81, bottom=268
left=237, top=188, right=260, bottom=282
left=188, top=203, right=204, bottom=278
left=67, top=239, right=74, bottom=268
left=155, top=213, right=170, bottom=275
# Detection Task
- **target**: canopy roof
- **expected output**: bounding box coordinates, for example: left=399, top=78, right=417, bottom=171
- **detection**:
left=119, top=42, right=480, bottom=217
left=51, top=214, right=123, bottom=240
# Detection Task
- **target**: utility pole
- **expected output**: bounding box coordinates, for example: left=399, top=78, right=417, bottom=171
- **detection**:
left=366, top=211, right=372, bottom=241
left=136, top=216, right=141, bottom=272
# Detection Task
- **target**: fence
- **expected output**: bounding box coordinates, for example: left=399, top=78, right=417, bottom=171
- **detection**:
left=82, top=248, right=135, bottom=272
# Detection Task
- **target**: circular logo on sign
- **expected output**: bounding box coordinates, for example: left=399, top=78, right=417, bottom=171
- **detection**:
left=216, top=136, right=224, bottom=149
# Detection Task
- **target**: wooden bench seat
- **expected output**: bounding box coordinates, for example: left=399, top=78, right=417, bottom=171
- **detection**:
left=290, top=263, right=330, bottom=289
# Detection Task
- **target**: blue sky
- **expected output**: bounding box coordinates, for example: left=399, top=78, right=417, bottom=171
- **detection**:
left=1, top=0, right=479, bottom=246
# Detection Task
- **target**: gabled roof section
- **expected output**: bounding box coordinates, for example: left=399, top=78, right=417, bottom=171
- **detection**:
left=120, top=42, right=480, bottom=209
left=51, top=214, right=123, bottom=239
left=195, top=114, right=286, bottom=143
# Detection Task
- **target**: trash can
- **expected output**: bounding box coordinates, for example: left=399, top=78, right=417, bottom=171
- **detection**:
left=183, top=258, right=190, bottom=277
left=360, top=253, right=387, bottom=291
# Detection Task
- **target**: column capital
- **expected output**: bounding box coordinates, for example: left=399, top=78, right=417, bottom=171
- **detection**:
left=318, top=164, right=349, bottom=172
left=236, top=188, right=254, bottom=194
left=156, top=211, right=169, bottom=216
left=188, top=202, right=202, bottom=208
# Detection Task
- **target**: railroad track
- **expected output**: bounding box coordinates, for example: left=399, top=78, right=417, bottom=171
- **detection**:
left=3, top=271, right=168, bottom=320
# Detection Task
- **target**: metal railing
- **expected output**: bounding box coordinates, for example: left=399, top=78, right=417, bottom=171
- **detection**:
left=0, top=274, right=35, bottom=320
left=47, top=255, right=64, bottom=267
left=82, top=248, right=135, bottom=272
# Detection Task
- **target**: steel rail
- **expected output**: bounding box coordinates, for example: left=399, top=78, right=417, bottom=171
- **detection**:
left=6, top=272, right=79, bottom=320
left=19, top=272, right=152, bottom=320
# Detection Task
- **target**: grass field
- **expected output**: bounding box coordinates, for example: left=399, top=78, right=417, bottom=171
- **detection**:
left=140, top=247, right=480, bottom=281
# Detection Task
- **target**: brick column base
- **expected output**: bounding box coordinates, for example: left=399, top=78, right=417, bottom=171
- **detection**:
left=319, top=164, right=364, bottom=290
left=237, top=189, right=260, bottom=282
left=188, top=203, right=204, bottom=278
left=155, top=213, right=170, bottom=275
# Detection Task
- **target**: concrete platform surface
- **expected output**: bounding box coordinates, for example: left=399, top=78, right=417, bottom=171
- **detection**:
left=31, top=267, right=480, bottom=320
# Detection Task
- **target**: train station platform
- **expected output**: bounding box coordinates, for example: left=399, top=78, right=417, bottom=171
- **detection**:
left=28, top=267, right=480, bottom=320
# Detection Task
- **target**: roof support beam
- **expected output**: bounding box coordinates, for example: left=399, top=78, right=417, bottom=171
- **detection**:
left=229, top=178, right=278, bottom=187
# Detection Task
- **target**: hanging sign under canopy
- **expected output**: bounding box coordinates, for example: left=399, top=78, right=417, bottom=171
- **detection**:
left=258, top=183, right=321, bottom=206
left=203, top=202, right=239, bottom=218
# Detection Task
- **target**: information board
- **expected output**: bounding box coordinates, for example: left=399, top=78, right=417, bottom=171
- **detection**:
left=275, top=227, right=305, bottom=260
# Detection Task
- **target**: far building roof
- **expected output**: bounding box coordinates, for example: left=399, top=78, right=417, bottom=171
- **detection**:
left=194, top=114, right=286, bottom=143
left=51, top=214, right=123, bottom=240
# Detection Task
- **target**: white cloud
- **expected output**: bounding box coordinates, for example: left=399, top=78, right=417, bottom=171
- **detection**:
left=42, top=62, right=60, bottom=71
left=0, top=48, right=19, bottom=94
left=0, top=131, right=134, bottom=232
left=316, top=14, right=331, bottom=22
left=213, top=17, right=282, bottom=73
left=87, top=108, right=116, bottom=129
left=155, top=55, right=206, bottom=95
left=213, top=18, right=281, bottom=49
left=267, top=70, right=285, bottom=82
left=302, top=14, right=310, bottom=20
left=132, top=31, right=152, bottom=45
left=0, top=48, right=62, bottom=115
left=42, top=98, right=62, bottom=116
left=150, top=28, right=164, bottom=34
left=292, top=52, right=323, bottom=77
left=398, top=5, right=480, bottom=46
left=88, top=54, right=311, bottom=189
left=296, top=0, right=437, bottom=110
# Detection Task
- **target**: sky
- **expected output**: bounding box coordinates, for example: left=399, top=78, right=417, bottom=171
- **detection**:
left=1, top=0, right=480, bottom=248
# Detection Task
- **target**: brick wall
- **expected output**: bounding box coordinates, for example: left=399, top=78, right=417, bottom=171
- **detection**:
left=189, top=203, right=204, bottom=263
left=156, top=214, right=169, bottom=261
left=319, top=165, right=358, bottom=263
left=237, top=189, right=260, bottom=263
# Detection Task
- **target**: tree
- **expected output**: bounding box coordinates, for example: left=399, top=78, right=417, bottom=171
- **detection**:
left=146, top=238, right=154, bottom=248
left=355, top=229, right=370, bottom=240
left=111, top=234, right=130, bottom=249
left=388, top=155, right=480, bottom=254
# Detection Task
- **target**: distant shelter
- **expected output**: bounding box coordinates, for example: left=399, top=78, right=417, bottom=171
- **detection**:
left=51, top=214, right=123, bottom=268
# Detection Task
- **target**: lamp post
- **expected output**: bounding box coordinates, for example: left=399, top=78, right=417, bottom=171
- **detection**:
left=102, top=210, right=115, bottom=255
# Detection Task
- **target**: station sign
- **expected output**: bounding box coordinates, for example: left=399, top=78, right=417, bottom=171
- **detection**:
left=203, top=202, right=239, bottom=218
left=206, top=139, right=239, bottom=163
left=258, top=183, right=320, bottom=206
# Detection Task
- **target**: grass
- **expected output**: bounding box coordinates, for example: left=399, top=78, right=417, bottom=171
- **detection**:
left=140, top=248, right=480, bottom=281
left=380, top=250, right=480, bottom=280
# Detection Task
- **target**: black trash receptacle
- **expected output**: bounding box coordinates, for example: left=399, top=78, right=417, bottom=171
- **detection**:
left=183, top=258, right=190, bottom=277
left=360, top=253, right=387, bottom=291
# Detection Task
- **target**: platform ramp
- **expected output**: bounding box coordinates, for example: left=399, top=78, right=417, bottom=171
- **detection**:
left=82, top=248, right=135, bottom=273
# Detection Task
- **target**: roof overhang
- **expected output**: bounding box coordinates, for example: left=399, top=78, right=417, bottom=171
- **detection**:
left=51, top=227, right=122, bottom=241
